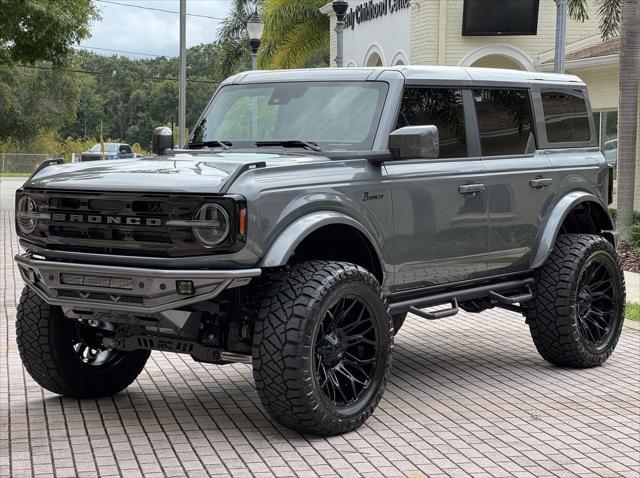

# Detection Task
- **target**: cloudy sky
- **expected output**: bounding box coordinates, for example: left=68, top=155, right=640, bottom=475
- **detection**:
left=83, top=0, right=233, bottom=59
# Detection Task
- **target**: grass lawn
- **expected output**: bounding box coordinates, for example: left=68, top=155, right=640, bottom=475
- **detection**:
left=626, top=303, right=640, bottom=321
left=0, top=173, right=30, bottom=177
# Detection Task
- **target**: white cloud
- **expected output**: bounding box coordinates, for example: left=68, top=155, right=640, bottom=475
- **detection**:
left=85, top=0, right=232, bottom=58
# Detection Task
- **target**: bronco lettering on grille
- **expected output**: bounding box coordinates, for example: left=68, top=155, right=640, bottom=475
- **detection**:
left=50, top=213, right=163, bottom=226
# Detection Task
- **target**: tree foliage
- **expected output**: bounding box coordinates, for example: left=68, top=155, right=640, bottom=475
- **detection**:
left=0, top=0, right=99, bottom=65
left=0, top=44, right=223, bottom=152
left=568, top=0, right=621, bottom=39
left=259, top=0, right=329, bottom=69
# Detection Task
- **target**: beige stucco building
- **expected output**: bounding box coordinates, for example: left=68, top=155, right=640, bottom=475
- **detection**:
left=323, top=0, right=639, bottom=209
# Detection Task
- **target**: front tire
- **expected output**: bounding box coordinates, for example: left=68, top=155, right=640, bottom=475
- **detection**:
left=526, top=234, right=625, bottom=368
left=252, top=261, right=393, bottom=435
left=16, top=287, right=150, bottom=398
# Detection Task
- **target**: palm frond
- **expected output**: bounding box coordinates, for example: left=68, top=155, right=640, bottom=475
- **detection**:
left=568, top=0, right=589, bottom=22
left=258, top=0, right=329, bottom=69
left=596, top=0, right=621, bottom=40
left=268, top=19, right=328, bottom=69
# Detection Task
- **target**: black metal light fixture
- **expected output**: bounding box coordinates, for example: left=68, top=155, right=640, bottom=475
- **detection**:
left=247, top=11, right=264, bottom=70
left=332, top=0, right=349, bottom=68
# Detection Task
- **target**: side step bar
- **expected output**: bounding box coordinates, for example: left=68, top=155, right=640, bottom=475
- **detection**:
left=389, top=278, right=535, bottom=319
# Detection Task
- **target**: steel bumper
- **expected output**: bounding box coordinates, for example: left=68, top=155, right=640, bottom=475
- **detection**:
left=15, top=253, right=261, bottom=314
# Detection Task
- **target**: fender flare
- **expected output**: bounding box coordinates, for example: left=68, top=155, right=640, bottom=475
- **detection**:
left=259, top=211, right=384, bottom=270
left=530, top=191, right=614, bottom=270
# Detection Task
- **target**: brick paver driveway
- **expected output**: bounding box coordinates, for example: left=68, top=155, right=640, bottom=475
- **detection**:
left=1, top=177, right=639, bottom=478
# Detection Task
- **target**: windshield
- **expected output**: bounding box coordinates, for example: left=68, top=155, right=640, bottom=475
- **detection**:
left=89, top=143, right=119, bottom=153
left=190, top=81, right=389, bottom=151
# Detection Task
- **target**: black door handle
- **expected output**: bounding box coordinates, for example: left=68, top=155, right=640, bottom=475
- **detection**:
left=458, top=183, right=486, bottom=196
left=529, top=178, right=553, bottom=188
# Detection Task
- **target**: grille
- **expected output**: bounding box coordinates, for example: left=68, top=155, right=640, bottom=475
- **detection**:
left=20, top=191, right=210, bottom=257
left=56, top=289, right=144, bottom=304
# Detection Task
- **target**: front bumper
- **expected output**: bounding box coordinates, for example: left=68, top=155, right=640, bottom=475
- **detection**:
left=15, top=252, right=261, bottom=314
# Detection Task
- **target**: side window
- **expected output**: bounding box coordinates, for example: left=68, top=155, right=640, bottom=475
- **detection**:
left=541, top=89, right=591, bottom=143
left=473, top=89, right=535, bottom=156
left=397, top=88, right=467, bottom=158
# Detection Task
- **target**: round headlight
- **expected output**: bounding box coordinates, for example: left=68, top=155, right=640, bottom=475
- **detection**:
left=17, top=195, right=39, bottom=234
left=192, top=203, right=230, bottom=247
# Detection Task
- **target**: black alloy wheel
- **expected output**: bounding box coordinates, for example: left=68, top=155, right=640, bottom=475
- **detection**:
left=526, top=234, right=625, bottom=368
left=314, top=296, right=379, bottom=407
left=575, top=254, right=621, bottom=349
left=252, top=261, right=393, bottom=435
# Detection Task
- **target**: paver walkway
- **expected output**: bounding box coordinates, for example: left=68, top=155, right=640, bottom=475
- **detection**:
left=1, top=179, right=639, bottom=478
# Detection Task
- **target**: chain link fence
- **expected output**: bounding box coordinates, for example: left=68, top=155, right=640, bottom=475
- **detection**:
left=0, top=153, right=56, bottom=176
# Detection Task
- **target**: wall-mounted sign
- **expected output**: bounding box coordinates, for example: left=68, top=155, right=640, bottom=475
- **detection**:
left=344, top=0, right=411, bottom=30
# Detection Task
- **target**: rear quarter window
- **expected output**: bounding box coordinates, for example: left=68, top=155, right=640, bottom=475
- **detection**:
left=541, top=89, right=591, bottom=143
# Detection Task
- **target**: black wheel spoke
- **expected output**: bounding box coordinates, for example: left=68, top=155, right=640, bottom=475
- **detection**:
left=576, top=254, right=619, bottom=348
left=314, top=293, right=379, bottom=406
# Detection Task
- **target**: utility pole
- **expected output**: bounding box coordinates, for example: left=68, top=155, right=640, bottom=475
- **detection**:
left=554, top=0, right=568, bottom=73
left=178, top=0, right=187, bottom=148
left=332, top=1, right=348, bottom=67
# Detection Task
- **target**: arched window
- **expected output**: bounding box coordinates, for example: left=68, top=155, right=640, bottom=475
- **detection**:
left=366, top=52, right=383, bottom=67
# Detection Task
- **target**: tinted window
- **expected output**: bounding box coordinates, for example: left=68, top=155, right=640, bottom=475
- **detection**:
left=397, top=88, right=467, bottom=158
left=541, top=90, right=591, bottom=143
left=473, top=89, right=535, bottom=156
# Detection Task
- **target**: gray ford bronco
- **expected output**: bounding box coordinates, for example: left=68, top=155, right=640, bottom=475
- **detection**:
left=15, top=66, right=626, bottom=436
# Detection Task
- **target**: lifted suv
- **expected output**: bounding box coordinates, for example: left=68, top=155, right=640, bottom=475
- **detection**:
left=15, top=66, right=625, bottom=436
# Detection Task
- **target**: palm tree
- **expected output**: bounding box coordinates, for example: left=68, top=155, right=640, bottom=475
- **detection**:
left=258, top=0, right=329, bottom=69
left=569, top=0, right=638, bottom=242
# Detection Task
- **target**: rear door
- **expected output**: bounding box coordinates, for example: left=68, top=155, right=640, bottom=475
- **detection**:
left=472, top=88, right=556, bottom=274
left=384, top=87, right=489, bottom=292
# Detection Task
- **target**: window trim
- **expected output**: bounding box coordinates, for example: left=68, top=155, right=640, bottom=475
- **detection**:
left=471, top=86, right=538, bottom=158
left=535, top=87, right=598, bottom=149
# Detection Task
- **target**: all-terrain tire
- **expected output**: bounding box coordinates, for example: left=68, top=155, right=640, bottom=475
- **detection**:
left=526, top=234, right=625, bottom=368
left=252, top=261, right=393, bottom=435
left=16, top=287, right=150, bottom=397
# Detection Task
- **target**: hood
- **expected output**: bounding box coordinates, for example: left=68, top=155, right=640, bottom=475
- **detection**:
left=24, top=152, right=322, bottom=194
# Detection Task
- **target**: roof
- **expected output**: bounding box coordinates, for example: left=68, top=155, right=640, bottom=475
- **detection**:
left=226, top=65, right=584, bottom=87
left=566, top=38, right=619, bottom=61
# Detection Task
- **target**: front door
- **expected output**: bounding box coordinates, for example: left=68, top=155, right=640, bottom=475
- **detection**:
left=471, top=88, right=556, bottom=274
left=385, top=87, right=489, bottom=292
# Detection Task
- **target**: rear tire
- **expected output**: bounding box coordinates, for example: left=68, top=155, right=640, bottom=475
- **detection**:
left=252, top=261, right=392, bottom=435
left=16, top=287, right=150, bottom=398
left=526, top=234, right=625, bottom=368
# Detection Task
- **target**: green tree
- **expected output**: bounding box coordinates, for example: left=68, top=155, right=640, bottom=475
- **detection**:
left=0, top=0, right=99, bottom=65
left=570, top=0, right=638, bottom=242
left=259, top=0, right=329, bottom=69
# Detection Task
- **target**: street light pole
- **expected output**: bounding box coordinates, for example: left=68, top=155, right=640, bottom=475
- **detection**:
left=247, top=11, right=264, bottom=71
left=332, top=1, right=348, bottom=68
left=178, top=0, right=187, bottom=147
left=554, top=0, right=568, bottom=73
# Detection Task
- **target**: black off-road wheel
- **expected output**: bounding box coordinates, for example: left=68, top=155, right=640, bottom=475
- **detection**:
left=252, top=261, right=393, bottom=436
left=16, top=287, right=150, bottom=398
left=526, top=234, right=625, bottom=368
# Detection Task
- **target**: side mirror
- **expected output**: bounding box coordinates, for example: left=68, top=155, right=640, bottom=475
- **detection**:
left=152, top=126, right=173, bottom=155
left=389, top=125, right=439, bottom=160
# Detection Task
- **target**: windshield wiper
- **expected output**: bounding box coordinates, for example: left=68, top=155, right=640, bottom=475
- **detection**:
left=255, top=140, right=322, bottom=152
left=187, top=140, right=232, bottom=150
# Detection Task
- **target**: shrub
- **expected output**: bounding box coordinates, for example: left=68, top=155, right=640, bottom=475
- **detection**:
left=632, top=225, right=640, bottom=249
